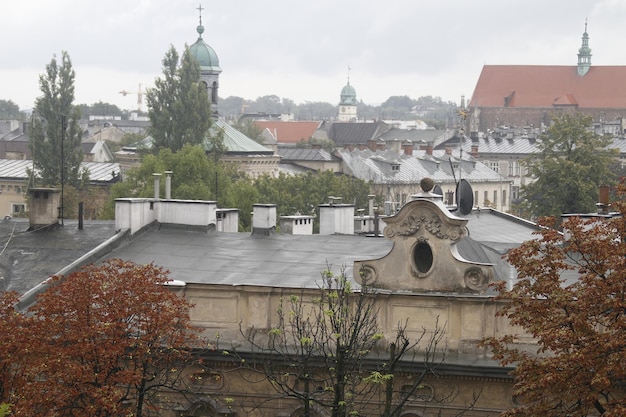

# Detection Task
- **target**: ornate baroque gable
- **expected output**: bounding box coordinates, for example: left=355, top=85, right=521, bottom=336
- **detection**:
left=354, top=197, right=493, bottom=293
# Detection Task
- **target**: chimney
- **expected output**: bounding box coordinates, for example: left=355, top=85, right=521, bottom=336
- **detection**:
left=153, top=173, right=162, bottom=200
left=470, top=143, right=478, bottom=157
left=368, top=194, right=376, bottom=216
left=445, top=145, right=452, bottom=155
left=376, top=141, right=386, bottom=151
left=319, top=198, right=355, bottom=235
left=279, top=215, right=314, bottom=235
left=28, top=188, right=61, bottom=229
left=402, top=140, right=413, bottom=155
left=164, top=171, right=172, bottom=200
left=389, top=139, right=402, bottom=153
left=252, top=204, right=277, bottom=236
left=367, top=139, right=377, bottom=151
left=419, top=142, right=434, bottom=155
left=597, top=185, right=610, bottom=214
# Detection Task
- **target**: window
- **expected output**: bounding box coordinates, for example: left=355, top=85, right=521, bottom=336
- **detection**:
left=12, top=204, right=25, bottom=214
left=512, top=186, right=520, bottom=200
left=484, top=191, right=488, bottom=205
left=502, top=190, right=507, bottom=207
left=474, top=191, right=478, bottom=204
left=487, top=161, right=499, bottom=173
left=413, top=241, right=433, bottom=274
left=509, top=160, right=520, bottom=176
left=493, top=190, right=498, bottom=207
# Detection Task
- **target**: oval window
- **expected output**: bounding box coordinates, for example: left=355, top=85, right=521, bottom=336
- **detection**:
left=413, top=241, right=433, bottom=273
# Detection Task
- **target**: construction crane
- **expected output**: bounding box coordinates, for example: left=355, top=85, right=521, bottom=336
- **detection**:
left=119, top=83, right=145, bottom=112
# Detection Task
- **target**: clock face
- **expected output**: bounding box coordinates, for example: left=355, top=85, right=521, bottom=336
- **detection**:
left=341, top=107, right=346, bottom=112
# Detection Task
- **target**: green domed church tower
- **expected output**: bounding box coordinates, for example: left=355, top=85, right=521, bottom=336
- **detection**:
left=338, top=68, right=357, bottom=122
left=577, top=20, right=592, bottom=77
left=188, top=5, right=222, bottom=118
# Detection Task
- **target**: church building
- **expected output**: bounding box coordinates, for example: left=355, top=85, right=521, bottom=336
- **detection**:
left=188, top=5, right=222, bottom=119
left=468, top=23, right=626, bottom=132
left=338, top=70, right=358, bottom=122
left=186, top=7, right=280, bottom=178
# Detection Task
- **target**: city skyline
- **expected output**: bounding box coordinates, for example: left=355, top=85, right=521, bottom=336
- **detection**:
left=2, top=0, right=625, bottom=111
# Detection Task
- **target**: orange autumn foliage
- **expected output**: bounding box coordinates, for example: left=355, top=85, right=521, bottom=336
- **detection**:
left=484, top=182, right=626, bottom=417
left=1, top=259, right=200, bottom=417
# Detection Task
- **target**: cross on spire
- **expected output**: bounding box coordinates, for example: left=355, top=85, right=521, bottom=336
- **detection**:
left=197, top=4, right=204, bottom=25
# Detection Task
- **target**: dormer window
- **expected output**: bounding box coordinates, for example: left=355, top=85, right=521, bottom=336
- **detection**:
left=391, top=163, right=400, bottom=171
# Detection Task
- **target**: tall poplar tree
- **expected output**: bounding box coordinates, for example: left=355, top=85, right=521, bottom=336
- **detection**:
left=146, top=45, right=212, bottom=152
left=29, top=51, right=85, bottom=187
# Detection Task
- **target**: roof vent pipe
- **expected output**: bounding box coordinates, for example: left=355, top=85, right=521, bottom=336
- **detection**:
left=368, top=195, right=375, bottom=216
left=164, top=171, right=173, bottom=200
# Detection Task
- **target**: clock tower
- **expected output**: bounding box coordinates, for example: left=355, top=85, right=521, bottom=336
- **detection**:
left=338, top=68, right=358, bottom=122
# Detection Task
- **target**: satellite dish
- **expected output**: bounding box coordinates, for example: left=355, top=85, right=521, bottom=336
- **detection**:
left=455, top=179, right=474, bottom=215
left=433, top=184, right=443, bottom=196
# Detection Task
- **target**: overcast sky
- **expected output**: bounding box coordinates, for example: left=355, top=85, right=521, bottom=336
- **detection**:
left=3, top=0, right=625, bottom=111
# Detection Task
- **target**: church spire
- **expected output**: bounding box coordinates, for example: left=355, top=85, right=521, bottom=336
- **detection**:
left=196, top=4, right=205, bottom=40
left=577, top=19, right=592, bottom=76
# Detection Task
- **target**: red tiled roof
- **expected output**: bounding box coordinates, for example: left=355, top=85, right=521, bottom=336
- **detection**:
left=254, top=121, right=321, bottom=144
left=469, top=65, right=626, bottom=109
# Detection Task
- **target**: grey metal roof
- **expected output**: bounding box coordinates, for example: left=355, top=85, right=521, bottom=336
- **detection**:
left=278, top=146, right=338, bottom=162
left=339, top=149, right=506, bottom=185
left=436, top=135, right=540, bottom=157
left=0, top=159, right=33, bottom=180
left=207, top=120, right=274, bottom=154
left=458, top=207, right=539, bottom=254
left=326, top=121, right=390, bottom=146
left=607, top=137, right=626, bottom=154
left=440, top=132, right=626, bottom=158
left=277, top=163, right=313, bottom=175
left=376, top=128, right=448, bottom=144
left=0, top=159, right=120, bottom=183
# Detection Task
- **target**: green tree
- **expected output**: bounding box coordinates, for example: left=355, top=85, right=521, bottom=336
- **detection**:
left=254, top=170, right=371, bottom=224
left=483, top=181, right=626, bottom=417
left=101, top=144, right=240, bottom=219
left=521, top=113, right=616, bottom=219
left=231, top=118, right=264, bottom=144
left=294, top=101, right=337, bottom=120
left=146, top=45, right=212, bottom=153
left=29, top=51, right=85, bottom=187
left=106, top=132, right=146, bottom=153
left=0, top=99, right=21, bottom=119
left=77, top=101, right=123, bottom=119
